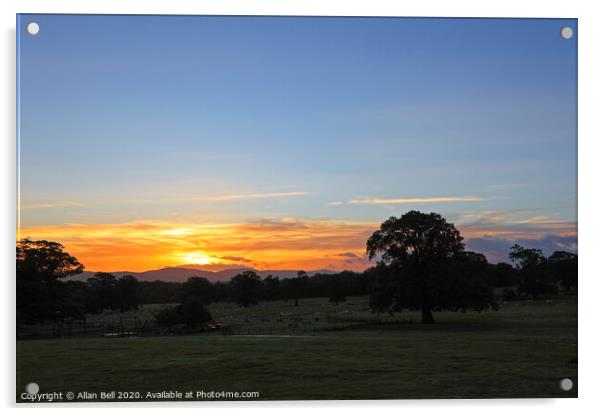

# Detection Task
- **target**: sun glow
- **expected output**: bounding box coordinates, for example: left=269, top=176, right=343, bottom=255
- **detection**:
left=183, top=251, right=218, bottom=265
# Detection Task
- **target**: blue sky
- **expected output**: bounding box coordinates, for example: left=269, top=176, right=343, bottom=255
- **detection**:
left=17, top=15, right=577, bottom=268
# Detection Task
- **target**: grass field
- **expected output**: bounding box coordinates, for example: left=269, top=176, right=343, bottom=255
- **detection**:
left=16, top=295, right=577, bottom=401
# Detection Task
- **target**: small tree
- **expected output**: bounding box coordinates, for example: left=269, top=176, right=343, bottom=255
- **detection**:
left=509, top=244, right=557, bottom=298
left=178, top=296, right=213, bottom=329
left=154, top=305, right=181, bottom=332
left=229, top=271, right=263, bottom=307
left=154, top=297, right=212, bottom=331
left=548, top=251, right=577, bottom=292
left=182, top=276, right=214, bottom=304
left=262, top=275, right=281, bottom=301
left=85, top=272, right=118, bottom=313
left=289, top=271, right=309, bottom=306
left=486, top=262, right=518, bottom=287
left=115, top=275, right=140, bottom=312
left=328, top=274, right=347, bottom=305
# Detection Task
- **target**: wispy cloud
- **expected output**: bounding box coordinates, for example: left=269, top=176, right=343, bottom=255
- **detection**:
left=20, top=200, right=84, bottom=210
left=217, top=255, right=254, bottom=264
left=453, top=209, right=576, bottom=240
left=347, top=196, right=484, bottom=205
left=205, top=191, right=309, bottom=201
left=518, top=215, right=552, bottom=224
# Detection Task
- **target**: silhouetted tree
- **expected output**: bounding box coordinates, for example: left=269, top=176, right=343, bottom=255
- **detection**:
left=486, top=262, right=518, bottom=287
left=85, top=272, right=118, bottom=313
left=138, top=281, right=182, bottom=304
left=289, top=271, right=309, bottom=306
left=182, top=276, right=214, bottom=304
left=211, top=281, right=230, bottom=302
left=509, top=244, right=557, bottom=298
left=548, top=251, right=577, bottom=292
left=115, top=275, right=140, bottom=312
left=229, top=271, right=263, bottom=307
left=154, top=297, right=212, bottom=331
left=262, top=275, right=281, bottom=301
left=178, top=296, right=213, bottom=329
left=153, top=305, right=181, bottom=332
left=328, top=274, right=347, bottom=305
left=439, top=251, right=498, bottom=312
left=366, top=211, right=496, bottom=323
left=17, top=239, right=84, bottom=324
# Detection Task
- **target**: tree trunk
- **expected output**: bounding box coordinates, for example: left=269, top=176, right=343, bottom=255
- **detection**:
left=421, top=305, right=434, bottom=324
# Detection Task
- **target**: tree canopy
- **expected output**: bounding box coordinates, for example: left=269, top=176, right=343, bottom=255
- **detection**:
left=17, top=239, right=85, bottom=324
left=366, top=211, right=497, bottom=323
left=509, top=244, right=567, bottom=297
left=228, top=271, right=263, bottom=307
left=17, top=239, right=84, bottom=282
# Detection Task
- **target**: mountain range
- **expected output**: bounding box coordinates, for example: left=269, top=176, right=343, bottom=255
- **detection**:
left=70, top=265, right=335, bottom=283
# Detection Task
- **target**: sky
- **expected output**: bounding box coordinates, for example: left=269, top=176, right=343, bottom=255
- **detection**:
left=17, top=15, right=577, bottom=272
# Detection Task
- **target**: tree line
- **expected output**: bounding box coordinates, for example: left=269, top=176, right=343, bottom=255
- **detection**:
left=17, top=211, right=577, bottom=327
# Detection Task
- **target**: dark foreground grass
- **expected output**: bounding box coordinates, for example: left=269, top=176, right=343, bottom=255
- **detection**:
left=16, top=296, right=577, bottom=401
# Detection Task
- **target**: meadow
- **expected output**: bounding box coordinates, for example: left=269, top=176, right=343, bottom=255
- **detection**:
left=16, top=295, right=577, bottom=401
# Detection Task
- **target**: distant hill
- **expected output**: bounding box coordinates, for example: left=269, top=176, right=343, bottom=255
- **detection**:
left=69, top=266, right=335, bottom=283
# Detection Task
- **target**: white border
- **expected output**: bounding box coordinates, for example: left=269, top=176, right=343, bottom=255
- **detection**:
left=2, top=1, right=601, bottom=415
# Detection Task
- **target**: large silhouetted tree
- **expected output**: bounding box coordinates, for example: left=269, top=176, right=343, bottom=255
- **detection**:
left=17, top=239, right=84, bottom=324
left=366, top=211, right=496, bottom=323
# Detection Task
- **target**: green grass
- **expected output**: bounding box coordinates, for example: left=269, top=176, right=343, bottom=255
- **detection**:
left=16, top=295, right=577, bottom=401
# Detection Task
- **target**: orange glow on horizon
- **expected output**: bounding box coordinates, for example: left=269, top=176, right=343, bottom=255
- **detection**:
left=17, top=219, right=377, bottom=272
left=17, top=217, right=576, bottom=273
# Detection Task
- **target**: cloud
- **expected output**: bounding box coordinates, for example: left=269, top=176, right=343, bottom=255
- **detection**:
left=347, top=196, right=484, bottom=205
left=453, top=209, right=576, bottom=240
left=465, top=235, right=577, bottom=263
left=450, top=209, right=578, bottom=262
left=335, top=252, right=370, bottom=267
left=454, top=210, right=518, bottom=223
left=328, top=201, right=344, bottom=206
left=205, top=191, right=309, bottom=201
left=217, top=255, right=254, bottom=264
left=518, top=215, right=552, bottom=224
left=337, top=252, right=362, bottom=259
left=20, top=200, right=84, bottom=210
left=106, top=191, right=310, bottom=207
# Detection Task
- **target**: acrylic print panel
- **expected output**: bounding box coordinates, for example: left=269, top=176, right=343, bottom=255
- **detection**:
left=16, top=14, right=577, bottom=402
